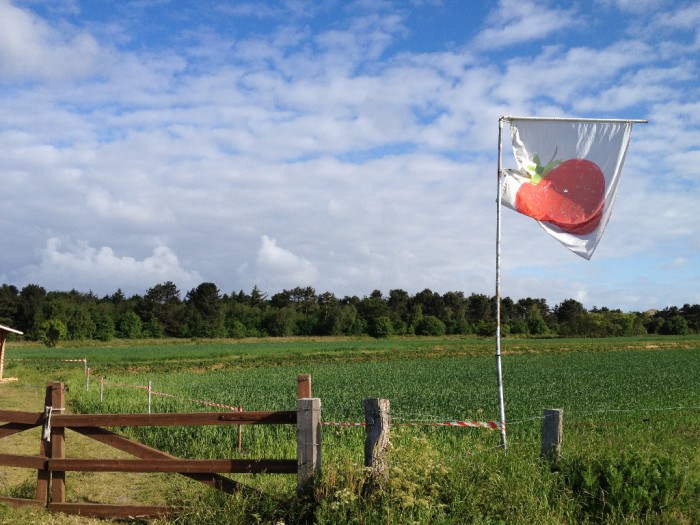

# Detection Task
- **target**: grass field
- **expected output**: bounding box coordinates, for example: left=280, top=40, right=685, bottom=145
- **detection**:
left=1, top=335, right=699, bottom=524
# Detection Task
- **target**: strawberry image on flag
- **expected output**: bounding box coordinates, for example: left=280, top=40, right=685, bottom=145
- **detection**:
left=501, top=119, right=634, bottom=259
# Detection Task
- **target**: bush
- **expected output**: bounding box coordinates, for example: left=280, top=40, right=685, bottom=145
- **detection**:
left=368, top=316, right=393, bottom=338
left=143, top=318, right=165, bottom=338
left=40, top=319, right=67, bottom=347
left=414, top=315, right=446, bottom=336
left=227, top=319, right=247, bottom=338
left=557, top=450, right=687, bottom=523
left=474, top=320, right=496, bottom=337
left=118, top=311, right=142, bottom=338
left=93, top=312, right=115, bottom=341
left=660, top=315, right=690, bottom=336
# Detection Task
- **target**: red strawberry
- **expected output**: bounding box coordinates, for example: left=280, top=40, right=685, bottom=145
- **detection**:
left=515, top=155, right=605, bottom=235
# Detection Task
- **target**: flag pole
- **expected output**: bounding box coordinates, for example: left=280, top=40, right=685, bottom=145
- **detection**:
left=501, top=116, right=648, bottom=124
left=495, top=117, right=507, bottom=449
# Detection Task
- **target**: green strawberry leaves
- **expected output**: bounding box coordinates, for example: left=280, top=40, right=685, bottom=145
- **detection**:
left=525, top=149, right=561, bottom=185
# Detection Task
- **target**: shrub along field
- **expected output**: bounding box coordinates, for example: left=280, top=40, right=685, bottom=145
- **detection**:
left=1, top=335, right=699, bottom=524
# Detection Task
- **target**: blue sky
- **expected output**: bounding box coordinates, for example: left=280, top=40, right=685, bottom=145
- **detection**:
left=1, top=0, right=698, bottom=311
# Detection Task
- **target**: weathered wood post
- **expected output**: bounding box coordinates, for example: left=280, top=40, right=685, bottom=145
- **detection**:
left=36, top=382, right=65, bottom=506
left=297, top=374, right=312, bottom=398
left=297, top=374, right=320, bottom=495
left=50, top=381, right=66, bottom=505
left=36, top=383, right=53, bottom=504
left=364, top=398, right=390, bottom=489
left=541, top=408, right=563, bottom=460
left=237, top=404, right=243, bottom=453
left=297, top=398, right=321, bottom=494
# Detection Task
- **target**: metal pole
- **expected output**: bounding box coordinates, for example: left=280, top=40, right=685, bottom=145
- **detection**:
left=501, top=116, right=648, bottom=124
left=495, top=117, right=507, bottom=449
left=148, top=380, right=152, bottom=414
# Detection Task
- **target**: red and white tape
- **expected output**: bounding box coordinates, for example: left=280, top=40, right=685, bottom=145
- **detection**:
left=432, top=420, right=503, bottom=430
left=102, top=381, right=240, bottom=411
left=10, top=358, right=86, bottom=363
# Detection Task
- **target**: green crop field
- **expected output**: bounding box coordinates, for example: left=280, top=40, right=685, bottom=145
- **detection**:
left=2, top=335, right=699, bottom=524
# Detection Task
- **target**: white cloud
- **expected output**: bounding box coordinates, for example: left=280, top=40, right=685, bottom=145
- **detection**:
left=663, top=257, right=689, bottom=269
left=18, top=237, right=201, bottom=295
left=656, top=2, right=700, bottom=31
left=473, top=0, right=578, bottom=49
left=255, top=235, right=320, bottom=290
left=596, top=0, right=665, bottom=14
left=86, top=188, right=175, bottom=224
left=0, top=0, right=99, bottom=81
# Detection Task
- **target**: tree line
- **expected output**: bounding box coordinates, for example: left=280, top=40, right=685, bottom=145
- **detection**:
left=0, top=282, right=697, bottom=346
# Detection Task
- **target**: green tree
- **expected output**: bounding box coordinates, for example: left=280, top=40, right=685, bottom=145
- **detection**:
left=466, top=293, right=493, bottom=326
left=387, top=289, right=411, bottom=327
left=554, top=299, right=586, bottom=326
left=263, top=307, right=298, bottom=337
left=67, top=304, right=95, bottom=340
left=660, top=315, right=690, bottom=336
left=526, top=304, right=550, bottom=335
left=141, top=282, right=184, bottom=337
left=185, top=282, right=225, bottom=338
left=226, top=301, right=264, bottom=337
left=680, top=303, right=700, bottom=332
left=93, top=310, right=115, bottom=341
left=40, top=319, right=67, bottom=347
left=142, top=317, right=165, bottom=338
left=18, top=284, right=47, bottom=339
left=413, top=289, right=444, bottom=319
left=442, top=291, right=469, bottom=334
left=0, top=284, right=19, bottom=327
left=368, top=315, right=393, bottom=339
left=227, top=319, right=247, bottom=338
left=358, top=290, right=390, bottom=335
left=118, top=311, right=143, bottom=339
left=321, top=304, right=359, bottom=336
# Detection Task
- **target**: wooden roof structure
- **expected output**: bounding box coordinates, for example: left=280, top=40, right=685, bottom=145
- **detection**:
left=0, top=323, right=23, bottom=382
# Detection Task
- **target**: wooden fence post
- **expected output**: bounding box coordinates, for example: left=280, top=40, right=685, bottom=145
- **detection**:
left=364, top=398, right=390, bottom=487
left=541, top=408, right=563, bottom=460
left=237, top=405, right=243, bottom=453
left=297, top=374, right=312, bottom=399
left=35, top=383, right=53, bottom=505
left=51, top=382, right=66, bottom=505
left=297, top=397, right=321, bottom=495
left=36, top=382, right=65, bottom=505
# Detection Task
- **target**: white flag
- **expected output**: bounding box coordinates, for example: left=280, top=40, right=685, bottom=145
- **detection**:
left=501, top=119, right=633, bottom=259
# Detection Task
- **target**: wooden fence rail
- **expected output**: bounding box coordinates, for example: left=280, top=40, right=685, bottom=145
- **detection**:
left=0, top=378, right=321, bottom=519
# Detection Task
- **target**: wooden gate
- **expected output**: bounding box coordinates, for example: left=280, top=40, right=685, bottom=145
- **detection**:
left=0, top=379, right=321, bottom=519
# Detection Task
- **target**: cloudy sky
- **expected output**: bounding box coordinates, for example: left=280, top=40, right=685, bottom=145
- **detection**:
left=1, top=0, right=698, bottom=311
